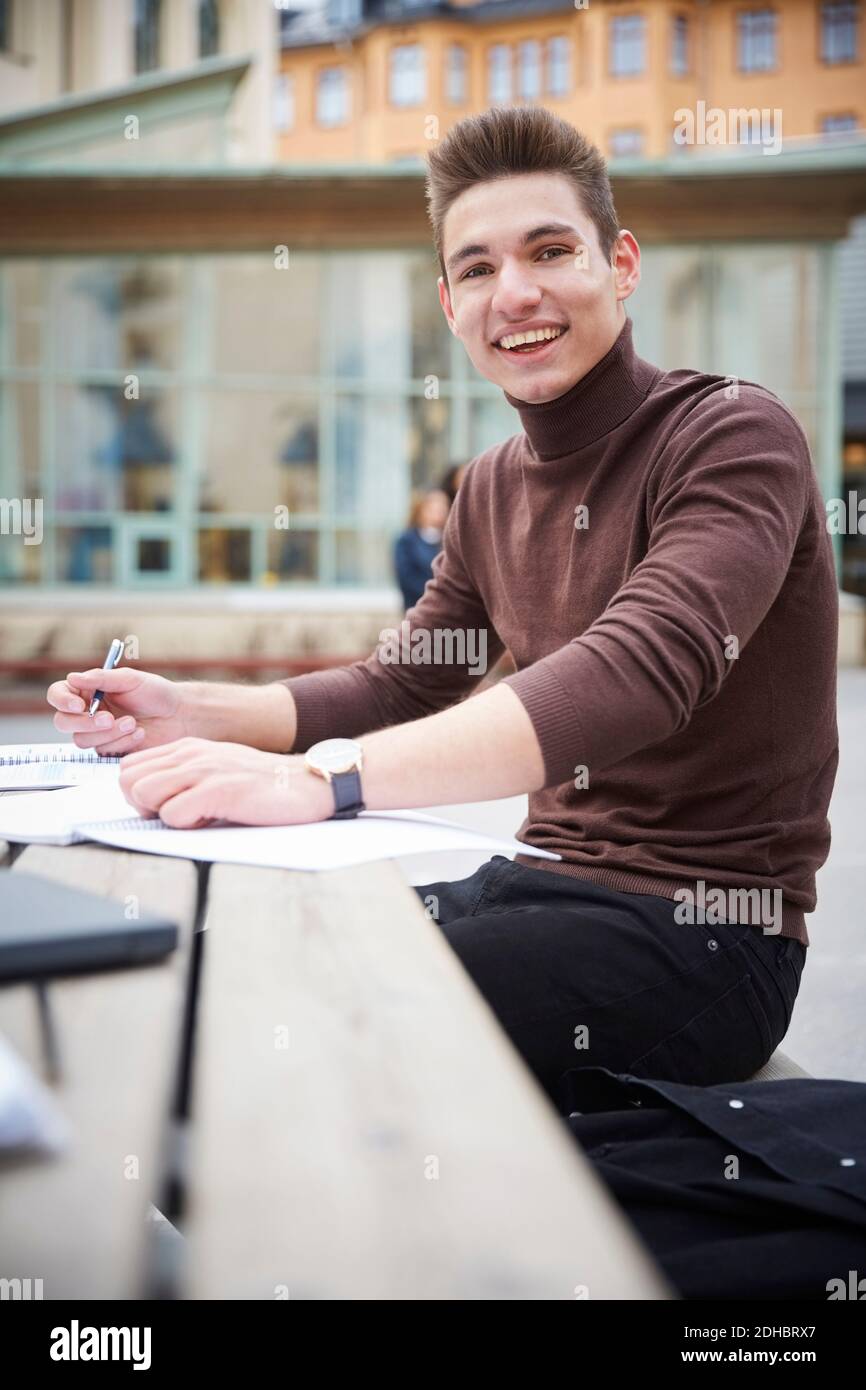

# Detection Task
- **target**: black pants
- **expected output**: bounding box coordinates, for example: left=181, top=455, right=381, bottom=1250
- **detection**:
left=414, top=855, right=806, bottom=1110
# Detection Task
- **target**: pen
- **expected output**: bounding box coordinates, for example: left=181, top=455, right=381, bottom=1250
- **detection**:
left=88, top=637, right=125, bottom=717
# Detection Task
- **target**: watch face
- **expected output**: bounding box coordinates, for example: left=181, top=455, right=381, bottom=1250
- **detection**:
left=307, top=738, right=362, bottom=776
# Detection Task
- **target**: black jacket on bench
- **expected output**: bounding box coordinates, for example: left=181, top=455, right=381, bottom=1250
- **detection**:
left=562, top=1067, right=866, bottom=1301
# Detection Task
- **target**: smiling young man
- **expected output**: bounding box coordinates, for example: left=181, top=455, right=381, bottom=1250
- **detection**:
left=47, top=107, right=839, bottom=1106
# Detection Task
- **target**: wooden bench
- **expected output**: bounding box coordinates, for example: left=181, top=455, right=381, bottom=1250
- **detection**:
left=0, top=834, right=671, bottom=1300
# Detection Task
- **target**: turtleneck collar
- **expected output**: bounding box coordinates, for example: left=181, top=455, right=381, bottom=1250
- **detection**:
left=504, top=316, right=660, bottom=462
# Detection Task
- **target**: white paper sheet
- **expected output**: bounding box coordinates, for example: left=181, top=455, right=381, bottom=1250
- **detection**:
left=84, top=808, right=560, bottom=870
left=0, top=1031, right=69, bottom=1154
left=0, top=779, right=138, bottom=844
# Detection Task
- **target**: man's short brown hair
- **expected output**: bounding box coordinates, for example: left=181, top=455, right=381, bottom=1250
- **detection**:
left=425, top=105, right=621, bottom=286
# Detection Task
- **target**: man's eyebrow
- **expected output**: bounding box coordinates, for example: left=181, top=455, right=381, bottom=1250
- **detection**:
left=446, top=222, right=581, bottom=274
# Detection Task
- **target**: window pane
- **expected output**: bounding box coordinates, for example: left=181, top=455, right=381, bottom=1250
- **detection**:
left=610, top=128, right=645, bottom=156
left=335, top=396, right=410, bottom=525
left=389, top=44, right=426, bottom=106
left=610, top=15, right=646, bottom=76
left=627, top=247, right=708, bottom=370
left=446, top=44, right=467, bottom=104
left=54, top=260, right=184, bottom=372
left=134, top=0, right=161, bottom=74
left=3, top=262, right=45, bottom=367
left=409, top=253, right=451, bottom=380
left=137, top=535, right=172, bottom=573
left=468, top=395, right=520, bottom=455
left=55, top=384, right=179, bottom=513
left=201, top=392, right=319, bottom=515
left=210, top=254, right=322, bottom=377
left=266, top=528, right=319, bottom=582
left=56, top=526, right=113, bottom=583
left=335, top=529, right=392, bottom=585
left=274, top=73, right=295, bottom=132
left=670, top=14, right=689, bottom=76
left=330, top=255, right=400, bottom=379
left=821, top=1, right=859, bottom=62
left=0, top=382, right=41, bottom=497
left=408, top=394, right=451, bottom=491
left=198, top=0, right=219, bottom=58
left=198, top=527, right=252, bottom=582
left=737, top=9, right=776, bottom=72
left=316, top=67, right=348, bottom=125
left=488, top=45, right=512, bottom=103
left=712, top=247, right=819, bottom=410
left=547, top=36, right=571, bottom=96
left=518, top=41, right=542, bottom=100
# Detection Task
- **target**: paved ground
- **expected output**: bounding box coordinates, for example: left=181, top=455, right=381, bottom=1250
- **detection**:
left=4, top=667, right=864, bottom=1080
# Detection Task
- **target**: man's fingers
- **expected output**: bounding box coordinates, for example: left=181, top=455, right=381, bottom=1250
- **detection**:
left=158, top=787, right=214, bottom=830
left=88, top=730, right=147, bottom=758
left=71, top=720, right=138, bottom=750
left=47, top=680, right=86, bottom=713
left=66, top=667, right=142, bottom=694
left=122, top=767, right=194, bottom=814
left=55, top=711, right=138, bottom=735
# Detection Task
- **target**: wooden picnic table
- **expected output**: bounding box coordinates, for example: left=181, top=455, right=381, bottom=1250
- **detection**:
left=0, top=828, right=673, bottom=1300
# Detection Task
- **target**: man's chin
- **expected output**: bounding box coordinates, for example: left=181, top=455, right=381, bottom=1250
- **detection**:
left=494, top=364, right=579, bottom=404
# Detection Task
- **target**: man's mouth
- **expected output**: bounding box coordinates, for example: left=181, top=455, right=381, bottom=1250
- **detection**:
left=493, top=326, right=568, bottom=358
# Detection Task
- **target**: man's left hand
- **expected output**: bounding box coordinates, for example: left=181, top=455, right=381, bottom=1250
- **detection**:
left=118, top=737, right=335, bottom=828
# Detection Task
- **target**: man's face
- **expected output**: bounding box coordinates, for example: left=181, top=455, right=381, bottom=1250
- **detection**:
left=438, top=172, right=640, bottom=404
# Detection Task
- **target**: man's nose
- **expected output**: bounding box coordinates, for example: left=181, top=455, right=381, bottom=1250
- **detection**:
left=491, top=258, right=542, bottom=317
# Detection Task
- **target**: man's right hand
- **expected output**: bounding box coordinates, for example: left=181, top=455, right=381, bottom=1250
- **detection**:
left=47, top=668, right=189, bottom=757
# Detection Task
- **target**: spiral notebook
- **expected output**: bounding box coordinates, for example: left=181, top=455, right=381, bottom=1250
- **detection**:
left=0, top=744, right=120, bottom=791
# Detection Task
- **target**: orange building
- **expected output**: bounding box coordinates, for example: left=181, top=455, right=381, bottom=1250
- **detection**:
left=276, top=0, right=865, bottom=164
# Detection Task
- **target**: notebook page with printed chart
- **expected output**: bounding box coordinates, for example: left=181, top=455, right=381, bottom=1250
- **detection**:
left=0, top=744, right=121, bottom=791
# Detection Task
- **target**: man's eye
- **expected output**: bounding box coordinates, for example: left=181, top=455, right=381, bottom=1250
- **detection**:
left=539, top=246, right=571, bottom=260
left=462, top=265, right=489, bottom=280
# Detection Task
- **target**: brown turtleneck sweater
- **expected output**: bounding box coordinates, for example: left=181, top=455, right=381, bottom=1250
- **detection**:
left=283, top=316, right=838, bottom=944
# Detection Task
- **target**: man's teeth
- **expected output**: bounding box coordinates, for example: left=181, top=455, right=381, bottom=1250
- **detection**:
left=498, top=327, right=564, bottom=350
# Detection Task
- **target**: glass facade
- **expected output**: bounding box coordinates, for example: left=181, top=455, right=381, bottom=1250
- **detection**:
left=0, top=251, right=519, bottom=589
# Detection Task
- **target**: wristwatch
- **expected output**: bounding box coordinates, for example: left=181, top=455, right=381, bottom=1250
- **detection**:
left=304, top=738, right=366, bottom=819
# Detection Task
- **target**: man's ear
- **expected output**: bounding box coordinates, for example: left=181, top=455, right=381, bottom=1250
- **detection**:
left=613, top=230, right=641, bottom=304
left=438, top=275, right=459, bottom=337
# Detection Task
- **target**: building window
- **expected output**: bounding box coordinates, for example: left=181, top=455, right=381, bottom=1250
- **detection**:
left=316, top=66, right=349, bottom=126
left=274, top=73, right=295, bottom=132
left=445, top=43, right=467, bottom=104
left=198, top=0, right=219, bottom=59
left=517, top=40, right=542, bottom=100
left=821, top=112, right=859, bottom=133
left=820, top=1, right=859, bottom=62
left=134, top=0, right=161, bottom=75
left=737, top=9, right=777, bottom=72
left=389, top=44, right=426, bottom=108
left=670, top=13, right=689, bottom=75
left=547, top=36, right=571, bottom=96
left=610, top=14, right=646, bottom=77
left=488, top=44, right=512, bottom=104
left=609, top=128, right=645, bottom=157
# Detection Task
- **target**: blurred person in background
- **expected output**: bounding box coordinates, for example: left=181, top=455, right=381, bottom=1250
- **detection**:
left=394, top=487, right=450, bottom=612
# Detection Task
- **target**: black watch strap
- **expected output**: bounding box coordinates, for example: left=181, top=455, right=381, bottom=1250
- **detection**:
left=330, top=767, right=365, bottom=819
